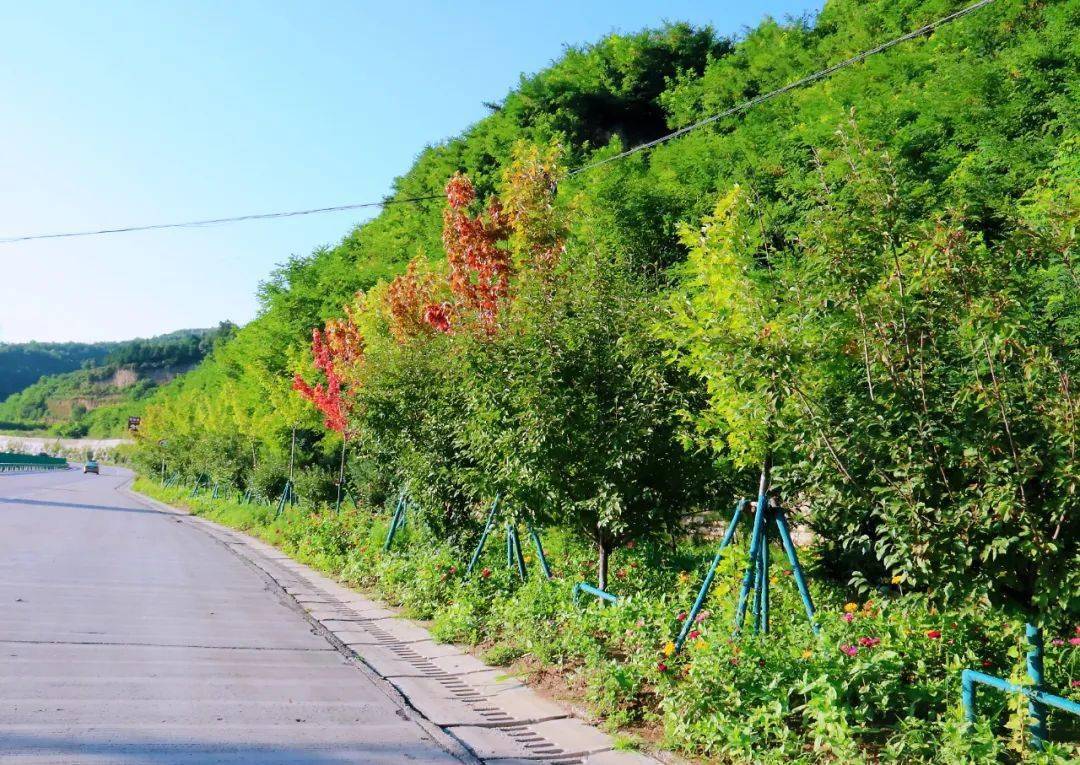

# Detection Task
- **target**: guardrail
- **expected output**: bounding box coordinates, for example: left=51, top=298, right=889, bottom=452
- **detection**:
left=0, top=462, right=69, bottom=473
left=0, top=453, right=69, bottom=472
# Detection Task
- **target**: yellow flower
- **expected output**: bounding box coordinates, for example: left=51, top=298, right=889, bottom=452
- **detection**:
left=678, top=572, right=690, bottom=583
left=662, top=641, right=676, bottom=657
left=801, top=649, right=813, bottom=659
left=694, top=639, right=708, bottom=651
left=843, top=602, right=858, bottom=613
left=770, top=576, right=778, bottom=585
left=891, top=574, right=903, bottom=585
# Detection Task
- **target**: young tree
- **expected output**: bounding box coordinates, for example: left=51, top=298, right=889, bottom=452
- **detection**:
left=293, top=308, right=365, bottom=506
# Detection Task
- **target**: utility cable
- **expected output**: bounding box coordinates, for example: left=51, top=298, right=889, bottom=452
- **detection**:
left=566, top=0, right=996, bottom=177
left=0, top=0, right=995, bottom=245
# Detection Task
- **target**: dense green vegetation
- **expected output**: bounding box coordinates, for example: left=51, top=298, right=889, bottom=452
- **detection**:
left=0, top=325, right=234, bottom=437
left=131, top=0, right=1079, bottom=761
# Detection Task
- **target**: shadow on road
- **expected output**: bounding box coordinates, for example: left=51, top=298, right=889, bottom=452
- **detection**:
left=0, top=495, right=166, bottom=516
left=0, top=733, right=454, bottom=764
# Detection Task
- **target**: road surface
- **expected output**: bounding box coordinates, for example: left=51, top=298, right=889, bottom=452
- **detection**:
left=0, top=467, right=462, bottom=764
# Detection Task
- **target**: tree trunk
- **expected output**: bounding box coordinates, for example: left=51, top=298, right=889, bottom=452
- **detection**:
left=757, top=451, right=773, bottom=505
left=597, top=534, right=610, bottom=591
left=288, top=425, right=297, bottom=482
left=335, top=438, right=346, bottom=512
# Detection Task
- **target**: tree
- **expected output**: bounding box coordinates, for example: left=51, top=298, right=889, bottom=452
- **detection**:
left=665, top=123, right=1080, bottom=623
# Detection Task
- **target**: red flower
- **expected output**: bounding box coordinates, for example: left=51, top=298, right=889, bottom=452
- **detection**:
left=676, top=612, right=688, bottom=622
left=857, top=637, right=881, bottom=648
left=656, top=662, right=668, bottom=672
left=688, top=630, right=701, bottom=641
left=926, top=630, right=942, bottom=639
left=480, top=567, right=492, bottom=579
left=981, top=659, right=993, bottom=669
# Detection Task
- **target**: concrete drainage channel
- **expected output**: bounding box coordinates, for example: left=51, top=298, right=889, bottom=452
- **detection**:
left=126, top=485, right=658, bottom=765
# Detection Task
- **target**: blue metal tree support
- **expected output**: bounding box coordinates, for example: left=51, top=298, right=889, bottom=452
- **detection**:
left=961, top=623, right=1080, bottom=750
left=573, top=582, right=619, bottom=605
left=383, top=493, right=407, bottom=550
left=274, top=480, right=296, bottom=518
left=676, top=460, right=817, bottom=655
left=463, top=495, right=553, bottom=580
left=465, top=495, right=502, bottom=576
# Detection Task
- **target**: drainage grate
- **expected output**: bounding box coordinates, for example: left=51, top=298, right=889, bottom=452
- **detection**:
left=236, top=550, right=596, bottom=763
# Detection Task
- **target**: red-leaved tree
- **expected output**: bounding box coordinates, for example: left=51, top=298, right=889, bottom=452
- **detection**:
left=292, top=310, right=364, bottom=436
left=293, top=309, right=365, bottom=508
left=439, top=173, right=511, bottom=333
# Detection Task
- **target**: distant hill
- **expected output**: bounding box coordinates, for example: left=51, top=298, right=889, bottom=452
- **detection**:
left=0, top=324, right=236, bottom=437
left=0, top=342, right=116, bottom=400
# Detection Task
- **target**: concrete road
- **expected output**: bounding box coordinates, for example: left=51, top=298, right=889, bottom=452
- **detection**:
left=0, top=468, right=462, bottom=764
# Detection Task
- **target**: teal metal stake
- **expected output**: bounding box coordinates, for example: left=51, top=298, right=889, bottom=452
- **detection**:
left=528, top=525, right=553, bottom=579
left=774, top=508, right=818, bottom=632
left=759, top=520, right=770, bottom=634
left=465, top=494, right=501, bottom=576
left=1027, top=624, right=1048, bottom=749
left=383, top=494, right=406, bottom=551
left=511, top=525, right=527, bottom=580
left=675, top=499, right=747, bottom=652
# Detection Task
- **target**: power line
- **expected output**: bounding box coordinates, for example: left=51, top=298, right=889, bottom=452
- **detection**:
left=0, top=195, right=443, bottom=244
left=0, top=0, right=995, bottom=246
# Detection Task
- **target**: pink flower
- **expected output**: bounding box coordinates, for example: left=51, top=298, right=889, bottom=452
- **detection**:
left=857, top=637, right=881, bottom=648
left=1070, top=637, right=1080, bottom=646
left=635, top=619, right=645, bottom=628
left=842, top=613, right=854, bottom=623
left=1051, top=638, right=1065, bottom=647
left=695, top=610, right=711, bottom=624
left=840, top=644, right=859, bottom=657
left=1073, top=680, right=1080, bottom=688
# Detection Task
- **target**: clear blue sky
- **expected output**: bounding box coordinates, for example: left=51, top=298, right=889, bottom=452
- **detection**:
left=0, top=0, right=819, bottom=344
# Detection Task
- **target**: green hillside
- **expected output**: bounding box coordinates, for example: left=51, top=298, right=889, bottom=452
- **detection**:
left=131, top=1, right=1079, bottom=760
left=0, top=341, right=117, bottom=401
left=0, top=325, right=235, bottom=437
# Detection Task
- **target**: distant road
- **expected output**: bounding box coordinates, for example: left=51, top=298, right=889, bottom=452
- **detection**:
left=0, top=468, right=460, bottom=764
